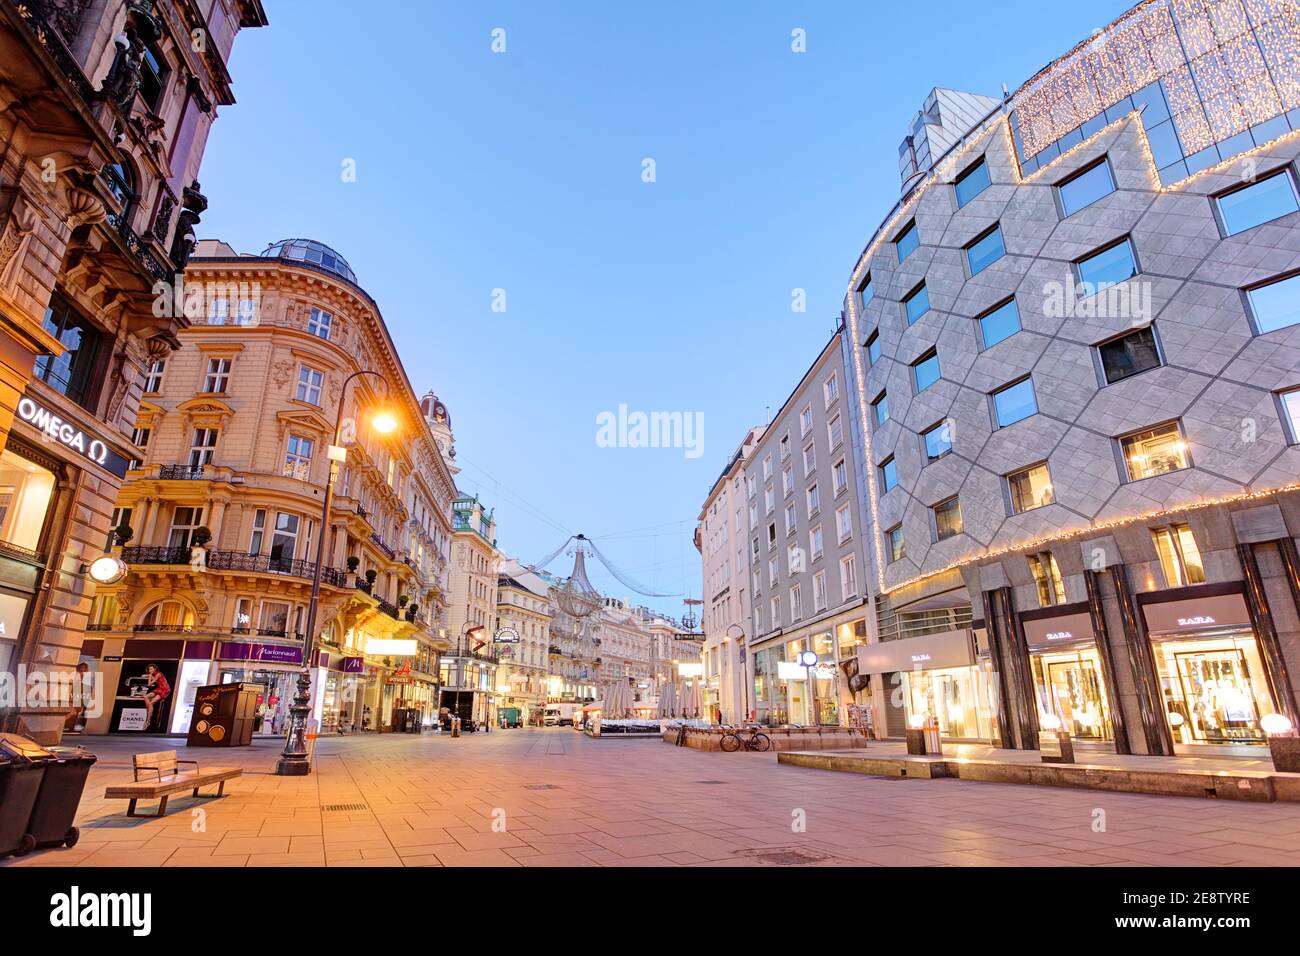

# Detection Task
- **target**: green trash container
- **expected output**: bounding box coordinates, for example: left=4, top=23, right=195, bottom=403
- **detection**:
left=29, top=743, right=97, bottom=850
left=0, top=734, right=49, bottom=858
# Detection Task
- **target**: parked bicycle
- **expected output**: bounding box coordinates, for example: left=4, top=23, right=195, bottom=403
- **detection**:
left=719, top=725, right=771, bottom=752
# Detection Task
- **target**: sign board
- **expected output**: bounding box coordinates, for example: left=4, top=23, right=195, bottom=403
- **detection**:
left=219, top=642, right=303, bottom=665
left=117, top=707, right=148, bottom=731
left=1021, top=611, right=1095, bottom=652
left=1141, top=592, right=1252, bottom=636
left=856, top=627, right=976, bottom=674
left=17, top=395, right=130, bottom=478
left=365, top=638, right=417, bottom=656
left=493, top=626, right=520, bottom=644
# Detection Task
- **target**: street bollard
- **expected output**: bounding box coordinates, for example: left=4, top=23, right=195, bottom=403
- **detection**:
left=451, top=716, right=461, bottom=738
left=1038, top=714, right=1074, bottom=763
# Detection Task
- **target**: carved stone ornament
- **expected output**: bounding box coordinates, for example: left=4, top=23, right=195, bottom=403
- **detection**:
left=64, top=186, right=106, bottom=229
left=0, top=189, right=39, bottom=290
left=271, top=358, right=293, bottom=388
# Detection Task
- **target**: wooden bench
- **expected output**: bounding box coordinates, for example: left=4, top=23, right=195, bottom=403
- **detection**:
left=104, top=750, right=242, bottom=818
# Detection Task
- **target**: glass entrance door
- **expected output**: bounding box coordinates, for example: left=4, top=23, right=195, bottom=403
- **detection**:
left=903, top=666, right=993, bottom=740
left=1155, top=633, right=1270, bottom=746
left=1031, top=648, right=1112, bottom=741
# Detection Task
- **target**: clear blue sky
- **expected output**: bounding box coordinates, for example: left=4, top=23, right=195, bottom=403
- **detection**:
left=199, top=0, right=1135, bottom=617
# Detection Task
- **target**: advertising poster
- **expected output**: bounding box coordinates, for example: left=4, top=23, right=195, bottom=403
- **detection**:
left=111, top=659, right=180, bottom=733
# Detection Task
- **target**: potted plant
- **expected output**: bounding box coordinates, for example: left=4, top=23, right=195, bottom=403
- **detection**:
left=397, top=593, right=409, bottom=607
left=407, top=601, right=420, bottom=622
left=346, top=556, right=361, bottom=572
left=364, top=568, right=377, bottom=583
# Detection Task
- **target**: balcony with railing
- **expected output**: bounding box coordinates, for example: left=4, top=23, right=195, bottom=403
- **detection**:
left=159, top=464, right=209, bottom=480
left=121, top=546, right=349, bottom=587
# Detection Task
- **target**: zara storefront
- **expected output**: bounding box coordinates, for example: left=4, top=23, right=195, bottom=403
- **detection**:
left=1018, top=604, right=1125, bottom=748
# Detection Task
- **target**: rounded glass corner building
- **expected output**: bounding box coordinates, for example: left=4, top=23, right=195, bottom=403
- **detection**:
left=839, top=0, right=1300, bottom=759
left=260, top=238, right=358, bottom=285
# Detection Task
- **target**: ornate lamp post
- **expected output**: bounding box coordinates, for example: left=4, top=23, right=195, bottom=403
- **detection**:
left=276, top=369, right=396, bottom=776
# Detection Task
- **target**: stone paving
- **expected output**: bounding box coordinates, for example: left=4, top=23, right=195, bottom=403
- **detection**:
left=5, top=728, right=1300, bottom=867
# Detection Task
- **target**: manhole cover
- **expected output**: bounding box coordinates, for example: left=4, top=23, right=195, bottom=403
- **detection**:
left=734, top=847, right=833, bottom=866
left=524, top=784, right=560, bottom=791
left=321, top=803, right=368, bottom=812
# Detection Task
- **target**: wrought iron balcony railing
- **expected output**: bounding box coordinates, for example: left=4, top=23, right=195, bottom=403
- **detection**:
left=159, top=464, right=207, bottom=480
left=122, top=545, right=193, bottom=565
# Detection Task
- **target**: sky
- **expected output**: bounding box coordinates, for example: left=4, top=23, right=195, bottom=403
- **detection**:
left=198, top=0, right=1136, bottom=618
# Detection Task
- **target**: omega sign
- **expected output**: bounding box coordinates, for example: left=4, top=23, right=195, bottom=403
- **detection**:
left=17, top=397, right=129, bottom=478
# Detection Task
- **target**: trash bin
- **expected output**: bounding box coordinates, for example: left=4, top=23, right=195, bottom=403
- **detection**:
left=29, top=743, right=97, bottom=850
left=0, top=733, right=50, bottom=858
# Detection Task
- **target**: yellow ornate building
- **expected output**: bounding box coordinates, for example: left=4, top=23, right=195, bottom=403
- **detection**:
left=81, top=237, right=455, bottom=737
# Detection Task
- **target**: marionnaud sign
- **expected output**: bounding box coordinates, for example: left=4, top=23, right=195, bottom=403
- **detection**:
left=17, top=396, right=129, bottom=478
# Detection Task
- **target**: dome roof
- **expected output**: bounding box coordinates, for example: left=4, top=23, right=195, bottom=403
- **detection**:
left=260, top=238, right=356, bottom=284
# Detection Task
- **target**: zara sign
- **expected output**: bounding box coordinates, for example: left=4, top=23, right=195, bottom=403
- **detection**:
left=17, top=396, right=129, bottom=478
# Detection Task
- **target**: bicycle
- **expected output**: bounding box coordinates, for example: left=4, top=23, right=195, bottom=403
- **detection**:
left=719, top=725, right=771, bottom=752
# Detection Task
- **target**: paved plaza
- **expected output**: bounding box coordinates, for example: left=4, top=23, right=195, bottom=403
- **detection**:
left=5, top=728, right=1300, bottom=867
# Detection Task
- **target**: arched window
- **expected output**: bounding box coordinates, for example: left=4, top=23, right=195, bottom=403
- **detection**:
left=138, top=600, right=194, bottom=632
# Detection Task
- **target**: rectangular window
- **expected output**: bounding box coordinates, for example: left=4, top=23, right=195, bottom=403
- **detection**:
left=1028, top=552, right=1067, bottom=606
left=1216, top=169, right=1299, bottom=236
left=34, top=295, right=101, bottom=408
left=827, top=414, right=843, bottom=448
left=307, top=307, right=333, bottom=339
left=790, top=585, right=803, bottom=621
left=1099, top=326, right=1162, bottom=384
left=1152, top=523, right=1206, bottom=587
left=812, top=571, right=827, bottom=612
left=879, top=456, right=897, bottom=492
left=858, top=274, right=874, bottom=310
left=912, top=350, right=941, bottom=392
left=802, top=443, right=816, bottom=476
left=780, top=434, right=790, bottom=460
left=922, top=420, right=952, bottom=461
left=188, top=428, right=218, bottom=468
left=886, top=525, right=905, bottom=563
left=865, top=331, right=881, bottom=365
left=128, top=426, right=151, bottom=470
left=1245, top=273, right=1300, bottom=334
left=799, top=406, right=812, bottom=437
left=144, top=358, right=165, bottom=393
left=284, top=435, right=314, bottom=480
left=270, top=512, right=300, bottom=569
left=1078, top=238, right=1138, bottom=292
left=832, top=458, right=848, bottom=495
left=895, top=221, right=918, bottom=263
left=809, top=525, right=824, bottom=561
left=823, top=372, right=839, bottom=407
left=770, top=597, right=780, bottom=628
left=168, top=506, right=204, bottom=549
left=768, top=522, right=777, bottom=547
left=835, top=503, right=852, bottom=543
left=872, top=391, right=889, bottom=428
left=840, top=554, right=858, bottom=598
left=1058, top=158, right=1116, bottom=217
left=965, top=225, right=1005, bottom=276
left=105, top=505, right=132, bottom=550
left=992, top=377, right=1037, bottom=427
left=782, top=465, right=793, bottom=497
left=954, top=157, right=991, bottom=208
left=249, top=508, right=266, bottom=555
left=1008, top=462, right=1054, bottom=513
left=1120, top=421, right=1189, bottom=480
left=806, top=484, right=820, bottom=516
left=978, top=298, right=1020, bottom=349
left=765, top=486, right=775, bottom=515
left=203, top=357, right=232, bottom=393
left=933, top=497, right=962, bottom=540
left=1281, top=387, right=1300, bottom=442
left=296, top=366, right=324, bottom=405
left=768, top=556, right=778, bottom=586
left=762, top=455, right=773, bottom=480
left=784, top=502, right=796, bottom=535
left=903, top=283, right=930, bottom=324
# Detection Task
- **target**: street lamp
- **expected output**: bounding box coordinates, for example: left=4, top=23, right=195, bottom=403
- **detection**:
left=798, top=649, right=818, bottom=727
left=276, top=369, right=396, bottom=776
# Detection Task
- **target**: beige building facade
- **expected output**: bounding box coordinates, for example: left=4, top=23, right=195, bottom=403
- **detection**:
left=441, top=493, right=501, bottom=726
left=493, top=560, right=552, bottom=724
left=81, top=237, right=455, bottom=737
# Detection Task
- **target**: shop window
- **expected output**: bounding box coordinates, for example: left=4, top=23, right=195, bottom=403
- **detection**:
left=0, top=448, right=56, bottom=553
left=1120, top=421, right=1189, bottom=481
left=1028, top=552, right=1067, bottom=606
left=34, top=295, right=102, bottom=409
left=933, top=496, right=962, bottom=540
left=1098, top=326, right=1162, bottom=385
left=1008, top=462, right=1054, bottom=513
left=1151, top=523, right=1206, bottom=587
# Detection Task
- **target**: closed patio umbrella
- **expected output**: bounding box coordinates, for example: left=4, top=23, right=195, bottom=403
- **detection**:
left=657, top=681, right=679, bottom=718
left=603, top=679, right=630, bottom=719
left=680, top=679, right=701, bottom=719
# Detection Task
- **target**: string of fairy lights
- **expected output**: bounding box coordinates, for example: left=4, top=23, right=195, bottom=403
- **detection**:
left=842, top=0, right=1300, bottom=599
left=1015, top=0, right=1300, bottom=163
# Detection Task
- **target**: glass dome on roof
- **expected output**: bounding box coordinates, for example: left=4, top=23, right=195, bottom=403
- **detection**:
left=260, top=238, right=356, bottom=283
